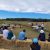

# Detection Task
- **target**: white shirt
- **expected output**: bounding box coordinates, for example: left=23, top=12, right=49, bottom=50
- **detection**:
left=41, top=24, right=44, bottom=27
left=3, top=29, right=9, bottom=39
left=36, top=26, right=39, bottom=29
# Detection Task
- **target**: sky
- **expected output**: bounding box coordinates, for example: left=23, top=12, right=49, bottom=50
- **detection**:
left=0, top=0, right=50, bottom=19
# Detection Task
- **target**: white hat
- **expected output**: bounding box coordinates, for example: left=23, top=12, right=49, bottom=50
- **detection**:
left=40, top=30, right=44, bottom=33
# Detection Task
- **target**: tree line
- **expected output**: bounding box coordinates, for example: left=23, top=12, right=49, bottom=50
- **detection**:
left=6, top=18, right=50, bottom=22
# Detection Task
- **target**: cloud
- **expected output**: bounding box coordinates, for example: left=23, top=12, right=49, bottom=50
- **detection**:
left=0, top=0, right=50, bottom=13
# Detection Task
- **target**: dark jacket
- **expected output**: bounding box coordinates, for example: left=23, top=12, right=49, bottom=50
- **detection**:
left=7, top=31, right=13, bottom=40
left=30, top=43, right=40, bottom=50
left=38, top=33, right=45, bottom=41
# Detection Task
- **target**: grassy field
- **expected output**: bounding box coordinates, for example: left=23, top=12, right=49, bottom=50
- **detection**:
left=0, top=20, right=50, bottom=50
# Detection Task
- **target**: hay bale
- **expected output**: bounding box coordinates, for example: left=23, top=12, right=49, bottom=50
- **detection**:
left=45, top=41, right=50, bottom=49
left=0, top=38, right=15, bottom=47
left=38, top=40, right=50, bottom=49
left=15, top=39, right=32, bottom=47
left=39, top=41, right=46, bottom=48
left=4, top=40, right=15, bottom=46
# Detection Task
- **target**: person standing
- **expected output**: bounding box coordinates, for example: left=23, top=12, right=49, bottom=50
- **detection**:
left=41, top=23, right=44, bottom=30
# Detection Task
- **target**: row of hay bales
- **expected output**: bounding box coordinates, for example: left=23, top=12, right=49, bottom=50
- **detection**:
left=0, top=37, right=50, bottom=49
left=15, top=39, right=50, bottom=49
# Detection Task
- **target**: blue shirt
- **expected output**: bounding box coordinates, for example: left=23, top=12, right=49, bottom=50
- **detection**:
left=18, top=31, right=25, bottom=40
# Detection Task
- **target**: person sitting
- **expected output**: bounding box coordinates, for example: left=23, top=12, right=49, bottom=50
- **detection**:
left=30, top=38, right=40, bottom=50
left=3, top=26, right=9, bottom=40
left=47, top=33, right=50, bottom=42
left=18, top=29, right=27, bottom=40
left=38, top=30, right=45, bottom=41
left=7, top=30, right=16, bottom=41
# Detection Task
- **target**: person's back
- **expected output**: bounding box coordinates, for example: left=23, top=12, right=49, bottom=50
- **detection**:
left=41, top=24, right=44, bottom=27
left=30, top=38, right=40, bottom=50
left=7, top=31, right=13, bottom=40
left=3, top=29, right=9, bottom=39
left=18, top=31, right=25, bottom=40
left=30, top=43, right=40, bottom=50
left=38, top=30, right=45, bottom=41
left=38, top=33, right=45, bottom=41
left=18, top=29, right=27, bottom=40
left=41, top=23, right=44, bottom=30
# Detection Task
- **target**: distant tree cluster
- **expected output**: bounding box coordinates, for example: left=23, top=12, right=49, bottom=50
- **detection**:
left=6, top=18, right=50, bottom=22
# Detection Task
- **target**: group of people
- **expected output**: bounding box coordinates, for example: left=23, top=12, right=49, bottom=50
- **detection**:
left=2, top=26, right=40, bottom=50
left=0, top=26, right=27, bottom=41
left=0, top=23, right=50, bottom=50
left=2, top=27, right=44, bottom=50
left=2, top=26, right=16, bottom=40
left=32, top=23, right=44, bottom=32
left=30, top=28, right=50, bottom=50
left=30, top=23, right=50, bottom=50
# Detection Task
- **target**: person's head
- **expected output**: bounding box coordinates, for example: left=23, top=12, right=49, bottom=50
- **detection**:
left=23, top=29, right=26, bottom=32
left=40, top=30, right=44, bottom=34
left=3, top=26, right=8, bottom=30
left=32, top=38, right=38, bottom=44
